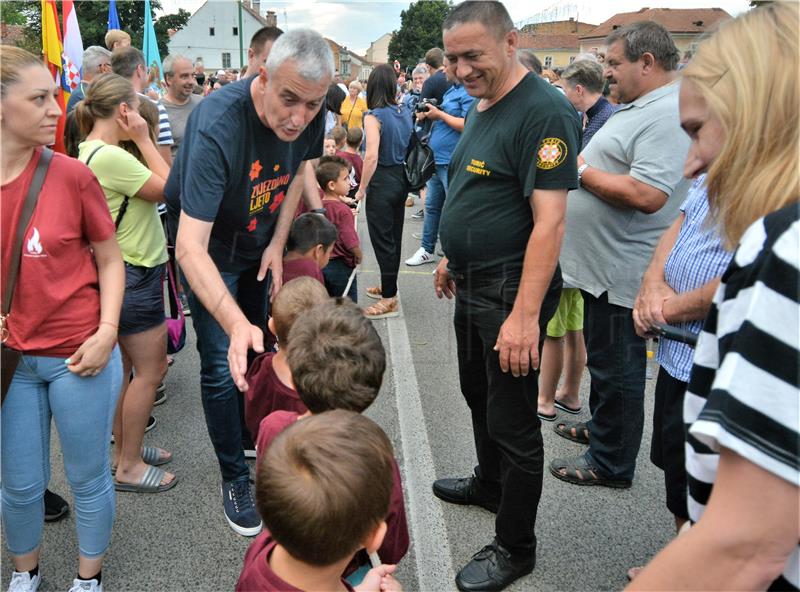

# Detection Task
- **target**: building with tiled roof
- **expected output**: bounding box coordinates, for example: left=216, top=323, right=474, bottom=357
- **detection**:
left=517, top=18, right=597, bottom=69
left=579, top=7, right=732, bottom=57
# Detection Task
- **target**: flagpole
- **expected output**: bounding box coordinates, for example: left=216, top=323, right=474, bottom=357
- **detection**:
left=238, top=1, right=244, bottom=69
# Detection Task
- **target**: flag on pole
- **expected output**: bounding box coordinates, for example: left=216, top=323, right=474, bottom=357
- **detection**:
left=62, top=0, right=83, bottom=92
left=41, top=0, right=67, bottom=153
left=108, top=0, right=120, bottom=31
left=142, top=0, right=164, bottom=84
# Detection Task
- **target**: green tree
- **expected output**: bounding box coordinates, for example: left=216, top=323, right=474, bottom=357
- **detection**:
left=74, top=0, right=162, bottom=50
left=0, top=1, right=41, bottom=54
left=388, top=0, right=451, bottom=71
left=154, top=8, right=190, bottom=57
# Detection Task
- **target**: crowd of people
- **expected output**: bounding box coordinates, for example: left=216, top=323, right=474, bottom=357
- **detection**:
left=0, top=1, right=797, bottom=591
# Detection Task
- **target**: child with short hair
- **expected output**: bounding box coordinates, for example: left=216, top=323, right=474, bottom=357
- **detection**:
left=243, top=277, right=329, bottom=442
left=331, top=125, right=347, bottom=150
left=323, top=135, right=337, bottom=156
left=254, top=300, right=409, bottom=578
left=316, top=156, right=362, bottom=301
left=282, top=213, right=337, bottom=285
left=338, top=127, right=364, bottom=197
left=237, top=411, right=402, bottom=592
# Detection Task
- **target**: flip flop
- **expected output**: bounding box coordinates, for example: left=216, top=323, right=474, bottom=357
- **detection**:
left=554, top=399, right=582, bottom=414
left=537, top=411, right=557, bottom=422
left=115, top=465, right=178, bottom=493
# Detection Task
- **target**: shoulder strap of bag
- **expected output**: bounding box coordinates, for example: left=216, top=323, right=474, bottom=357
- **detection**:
left=84, top=144, right=130, bottom=230
left=2, top=148, right=54, bottom=317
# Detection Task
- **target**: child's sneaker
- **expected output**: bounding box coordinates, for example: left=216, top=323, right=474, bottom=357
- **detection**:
left=221, top=479, right=263, bottom=537
left=7, top=570, right=40, bottom=592
left=68, top=578, right=101, bottom=592
left=405, top=247, right=435, bottom=266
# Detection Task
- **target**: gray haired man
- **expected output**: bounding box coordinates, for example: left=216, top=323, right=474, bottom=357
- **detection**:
left=165, top=29, right=333, bottom=537
left=160, top=54, right=202, bottom=158
left=66, top=46, right=111, bottom=112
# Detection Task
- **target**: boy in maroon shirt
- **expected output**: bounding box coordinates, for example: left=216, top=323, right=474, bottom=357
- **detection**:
left=243, top=277, right=329, bottom=442
left=316, top=157, right=362, bottom=301
left=282, top=213, right=338, bottom=285
left=337, top=127, right=364, bottom=199
left=255, top=300, right=410, bottom=577
left=237, top=411, right=402, bottom=592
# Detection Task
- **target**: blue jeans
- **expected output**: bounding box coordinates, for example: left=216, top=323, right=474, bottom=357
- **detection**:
left=582, top=291, right=646, bottom=481
left=323, top=258, right=357, bottom=302
left=421, top=165, right=448, bottom=254
left=2, top=348, right=122, bottom=557
left=186, top=266, right=268, bottom=483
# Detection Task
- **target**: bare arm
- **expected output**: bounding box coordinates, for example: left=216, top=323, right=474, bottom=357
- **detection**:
left=157, top=144, right=173, bottom=167
left=66, top=236, right=125, bottom=376
left=628, top=448, right=799, bottom=591
left=421, top=103, right=465, bottom=132
left=578, top=155, right=668, bottom=214
left=302, top=157, right=323, bottom=210
left=118, top=110, right=170, bottom=202
left=355, top=114, right=380, bottom=201
left=494, top=188, right=567, bottom=376
left=662, top=278, right=720, bottom=324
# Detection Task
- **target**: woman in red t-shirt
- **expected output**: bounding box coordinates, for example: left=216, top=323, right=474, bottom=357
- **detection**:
left=0, top=46, right=125, bottom=592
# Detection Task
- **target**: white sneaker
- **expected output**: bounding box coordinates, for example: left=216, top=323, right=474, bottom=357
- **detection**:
left=8, top=571, right=40, bottom=592
left=405, top=247, right=435, bottom=266
left=68, top=578, right=102, bottom=592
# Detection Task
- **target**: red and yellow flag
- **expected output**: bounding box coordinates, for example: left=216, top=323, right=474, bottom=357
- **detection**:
left=41, top=0, right=67, bottom=153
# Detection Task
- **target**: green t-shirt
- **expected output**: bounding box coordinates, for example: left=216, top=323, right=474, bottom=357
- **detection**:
left=78, top=140, right=168, bottom=268
left=440, top=73, right=580, bottom=275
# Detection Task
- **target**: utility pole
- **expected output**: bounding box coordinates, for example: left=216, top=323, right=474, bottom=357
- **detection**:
left=238, top=0, right=244, bottom=68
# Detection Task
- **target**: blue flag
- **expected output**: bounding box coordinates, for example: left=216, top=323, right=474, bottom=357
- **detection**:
left=142, top=0, right=164, bottom=84
left=108, top=0, right=120, bottom=30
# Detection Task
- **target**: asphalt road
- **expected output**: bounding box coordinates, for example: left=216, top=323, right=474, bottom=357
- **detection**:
left=3, top=204, right=673, bottom=591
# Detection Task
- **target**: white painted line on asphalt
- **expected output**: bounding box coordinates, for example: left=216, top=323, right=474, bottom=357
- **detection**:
left=386, top=314, right=456, bottom=592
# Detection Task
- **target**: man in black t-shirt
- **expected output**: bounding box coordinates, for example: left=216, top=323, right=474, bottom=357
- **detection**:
left=433, top=3, right=580, bottom=591
left=165, top=29, right=332, bottom=539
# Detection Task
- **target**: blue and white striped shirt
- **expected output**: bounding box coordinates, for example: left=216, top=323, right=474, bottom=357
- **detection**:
left=657, top=176, right=733, bottom=381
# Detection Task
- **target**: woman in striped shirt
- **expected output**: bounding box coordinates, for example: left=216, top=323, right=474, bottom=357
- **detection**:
left=629, top=3, right=799, bottom=590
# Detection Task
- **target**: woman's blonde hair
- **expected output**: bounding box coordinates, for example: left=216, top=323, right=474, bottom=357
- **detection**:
left=682, top=2, right=799, bottom=248
left=0, top=45, right=45, bottom=98
left=348, top=80, right=362, bottom=92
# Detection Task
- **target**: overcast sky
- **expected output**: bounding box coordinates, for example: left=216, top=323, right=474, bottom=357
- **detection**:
left=158, top=0, right=750, bottom=55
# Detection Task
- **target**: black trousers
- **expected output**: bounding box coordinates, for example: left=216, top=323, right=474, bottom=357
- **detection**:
left=453, top=269, right=561, bottom=554
left=582, top=291, right=646, bottom=481
left=365, top=164, right=407, bottom=298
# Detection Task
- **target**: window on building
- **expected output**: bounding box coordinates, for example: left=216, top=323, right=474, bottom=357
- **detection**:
left=232, top=26, right=238, bottom=36
left=544, top=56, right=552, bottom=68
left=222, top=52, right=231, bottom=68
left=209, top=27, right=215, bottom=36
left=569, top=56, right=576, bottom=63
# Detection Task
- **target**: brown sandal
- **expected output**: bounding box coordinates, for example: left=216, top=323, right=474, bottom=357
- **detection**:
left=365, top=286, right=382, bottom=300
left=554, top=420, right=590, bottom=445
left=363, top=298, right=399, bottom=319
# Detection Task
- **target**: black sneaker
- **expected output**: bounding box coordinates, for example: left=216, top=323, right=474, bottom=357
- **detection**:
left=411, top=209, right=424, bottom=219
left=153, top=386, right=166, bottom=406
left=455, top=539, right=535, bottom=592
left=221, top=479, right=262, bottom=536
left=144, top=415, right=156, bottom=433
left=44, top=489, right=69, bottom=522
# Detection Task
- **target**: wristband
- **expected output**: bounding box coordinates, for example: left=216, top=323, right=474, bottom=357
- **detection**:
left=310, top=208, right=327, bottom=215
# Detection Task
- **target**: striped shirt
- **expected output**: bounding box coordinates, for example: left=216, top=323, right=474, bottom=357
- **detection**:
left=658, top=176, right=733, bottom=381
left=138, top=92, right=173, bottom=147
left=685, top=202, right=799, bottom=590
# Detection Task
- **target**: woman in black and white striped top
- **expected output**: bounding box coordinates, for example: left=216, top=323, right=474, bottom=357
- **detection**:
left=629, top=4, right=799, bottom=590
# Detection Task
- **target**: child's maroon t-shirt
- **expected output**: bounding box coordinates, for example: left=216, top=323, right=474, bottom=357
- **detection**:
left=282, top=256, right=324, bottom=285
left=336, top=149, right=363, bottom=185
left=256, top=411, right=410, bottom=566
left=244, top=354, right=307, bottom=441
left=321, top=199, right=359, bottom=268
left=236, top=530, right=356, bottom=592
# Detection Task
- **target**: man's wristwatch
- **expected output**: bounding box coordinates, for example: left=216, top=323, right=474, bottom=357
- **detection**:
left=577, top=163, right=590, bottom=184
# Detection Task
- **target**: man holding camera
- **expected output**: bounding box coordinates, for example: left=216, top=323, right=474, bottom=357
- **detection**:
left=406, top=59, right=474, bottom=266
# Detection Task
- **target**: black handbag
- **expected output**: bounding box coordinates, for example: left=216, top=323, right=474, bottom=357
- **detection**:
left=2, top=148, right=54, bottom=404
left=404, top=128, right=436, bottom=191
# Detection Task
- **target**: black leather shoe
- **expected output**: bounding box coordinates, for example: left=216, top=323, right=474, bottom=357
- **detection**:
left=432, top=477, right=500, bottom=513
left=44, top=489, right=69, bottom=522
left=455, top=540, right=535, bottom=592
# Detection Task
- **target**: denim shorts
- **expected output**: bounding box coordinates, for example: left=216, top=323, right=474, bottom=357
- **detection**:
left=120, top=262, right=166, bottom=336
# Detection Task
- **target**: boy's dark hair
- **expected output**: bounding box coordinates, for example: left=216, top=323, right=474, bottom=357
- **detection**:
left=256, top=410, right=394, bottom=566
left=271, top=277, right=329, bottom=345
left=424, top=47, right=444, bottom=69
left=286, top=300, right=386, bottom=413
left=330, top=125, right=347, bottom=146
left=346, top=126, right=363, bottom=148
left=286, top=213, right=338, bottom=254
left=250, top=26, right=284, bottom=51
left=316, top=155, right=350, bottom=193
left=366, top=64, right=398, bottom=110
left=443, top=1, right=514, bottom=41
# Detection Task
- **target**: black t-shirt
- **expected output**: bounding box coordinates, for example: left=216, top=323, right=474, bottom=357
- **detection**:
left=440, top=73, right=580, bottom=275
left=165, top=77, right=325, bottom=273
left=421, top=70, right=452, bottom=105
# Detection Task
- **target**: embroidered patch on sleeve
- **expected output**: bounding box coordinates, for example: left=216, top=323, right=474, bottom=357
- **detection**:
left=536, top=138, right=567, bottom=170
